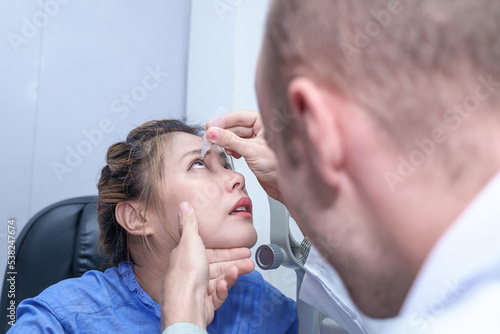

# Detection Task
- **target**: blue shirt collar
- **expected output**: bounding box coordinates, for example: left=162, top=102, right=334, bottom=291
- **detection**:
left=118, top=261, right=161, bottom=318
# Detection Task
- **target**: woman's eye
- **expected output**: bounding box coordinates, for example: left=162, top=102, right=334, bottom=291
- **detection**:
left=190, top=160, right=206, bottom=169
left=224, top=163, right=232, bottom=170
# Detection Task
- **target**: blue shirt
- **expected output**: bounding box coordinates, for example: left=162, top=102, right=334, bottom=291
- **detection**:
left=8, top=262, right=298, bottom=333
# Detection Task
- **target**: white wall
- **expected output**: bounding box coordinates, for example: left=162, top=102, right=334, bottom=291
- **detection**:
left=187, top=0, right=298, bottom=300
left=0, top=0, right=191, bottom=285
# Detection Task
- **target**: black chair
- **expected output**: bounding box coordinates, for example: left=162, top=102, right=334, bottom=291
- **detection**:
left=0, top=196, right=111, bottom=333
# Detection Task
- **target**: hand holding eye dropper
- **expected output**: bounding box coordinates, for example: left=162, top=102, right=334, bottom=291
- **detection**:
left=204, top=110, right=281, bottom=201
left=201, top=113, right=225, bottom=159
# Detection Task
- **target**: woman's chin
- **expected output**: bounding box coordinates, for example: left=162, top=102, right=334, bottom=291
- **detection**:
left=204, top=230, right=258, bottom=249
left=237, top=227, right=258, bottom=248
left=246, top=232, right=258, bottom=248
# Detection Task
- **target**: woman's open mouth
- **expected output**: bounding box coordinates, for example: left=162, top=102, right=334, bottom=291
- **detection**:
left=229, top=197, right=253, bottom=218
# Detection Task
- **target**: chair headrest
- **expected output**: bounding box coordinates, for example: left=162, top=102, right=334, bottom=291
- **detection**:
left=73, top=199, right=107, bottom=276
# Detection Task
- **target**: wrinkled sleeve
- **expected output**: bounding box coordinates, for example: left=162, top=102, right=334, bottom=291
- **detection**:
left=275, top=291, right=298, bottom=334
left=207, top=271, right=298, bottom=333
left=254, top=280, right=298, bottom=333
left=162, top=322, right=208, bottom=334
left=7, top=298, right=66, bottom=334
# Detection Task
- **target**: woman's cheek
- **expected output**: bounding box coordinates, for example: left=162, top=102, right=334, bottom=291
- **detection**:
left=197, top=227, right=218, bottom=248
left=195, top=180, right=222, bottom=205
left=190, top=191, right=212, bottom=212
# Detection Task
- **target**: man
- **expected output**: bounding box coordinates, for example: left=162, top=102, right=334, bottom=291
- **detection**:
left=163, top=0, right=500, bottom=333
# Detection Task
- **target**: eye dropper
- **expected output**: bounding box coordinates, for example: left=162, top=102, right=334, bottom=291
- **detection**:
left=201, top=115, right=225, bottom=159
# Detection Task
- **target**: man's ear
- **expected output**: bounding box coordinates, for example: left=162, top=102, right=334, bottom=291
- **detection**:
left=115, top=202, right=154, bottom=236
left=288, top=77, right=345, bottom=188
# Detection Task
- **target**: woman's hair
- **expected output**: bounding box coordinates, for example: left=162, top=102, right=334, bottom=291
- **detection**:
left=97, top=119, right=201, bottom=266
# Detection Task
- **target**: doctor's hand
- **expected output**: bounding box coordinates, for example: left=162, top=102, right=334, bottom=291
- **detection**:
left=161, top=202, right=254, bottom=330
left=206, top=110, right=281, bottom=201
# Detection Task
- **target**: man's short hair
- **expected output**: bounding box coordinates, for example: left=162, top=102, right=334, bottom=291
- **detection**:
left=263, top=0, right=500, bottom=147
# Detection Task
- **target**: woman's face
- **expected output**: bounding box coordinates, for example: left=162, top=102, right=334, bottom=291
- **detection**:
left=154, top=132, right=258, bottom=249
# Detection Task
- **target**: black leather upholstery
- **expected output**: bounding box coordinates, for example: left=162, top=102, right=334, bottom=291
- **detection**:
left=0, top=196, right=111, bottom=333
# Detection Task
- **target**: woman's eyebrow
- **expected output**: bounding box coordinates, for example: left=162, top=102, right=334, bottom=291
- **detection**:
left=181, top=149, right=202, bottom=160
left=181, top=149, right=227, bottom=162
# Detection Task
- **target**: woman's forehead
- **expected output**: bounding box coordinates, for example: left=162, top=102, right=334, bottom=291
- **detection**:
left=168, top=132, right=203, bottom=154
left=161, top=132, right=198, bottom=163
left=164, top=132, right=229, bottom=164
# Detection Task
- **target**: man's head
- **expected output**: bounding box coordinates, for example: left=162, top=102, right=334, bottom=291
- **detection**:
left=256, top=0, right=500, bottom=317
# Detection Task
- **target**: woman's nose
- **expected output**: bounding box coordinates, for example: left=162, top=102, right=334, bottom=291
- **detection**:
left=224, top=170, right=246, bottom=192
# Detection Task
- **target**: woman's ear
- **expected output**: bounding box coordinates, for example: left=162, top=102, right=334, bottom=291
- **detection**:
left=115, top=202, right=154, bottom=236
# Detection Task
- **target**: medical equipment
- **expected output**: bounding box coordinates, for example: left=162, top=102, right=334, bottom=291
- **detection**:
left=201, top=114, right=225, bottom=159
left=256, top=197, right=348, bottom=334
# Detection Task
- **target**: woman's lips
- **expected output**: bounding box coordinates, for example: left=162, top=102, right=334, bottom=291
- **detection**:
left=230, top=211, right=253, bottom=218
left=229, top=197, right=253, bottom=218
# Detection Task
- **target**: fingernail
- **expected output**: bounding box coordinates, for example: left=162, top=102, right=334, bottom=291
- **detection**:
left=207, top=128, right=219, bottom=140
left=179, top=202, right=192, bottom=214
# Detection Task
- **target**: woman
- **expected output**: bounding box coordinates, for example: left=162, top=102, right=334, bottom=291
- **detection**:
left=9, top=119, right=297, bottom=333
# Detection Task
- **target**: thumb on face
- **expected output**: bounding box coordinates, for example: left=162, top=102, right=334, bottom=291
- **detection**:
left=178, top=202, right=198, bottom=238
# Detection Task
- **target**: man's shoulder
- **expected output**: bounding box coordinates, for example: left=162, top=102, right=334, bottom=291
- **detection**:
left=390, top=265, right=500, bottom=333
left=428, top=276, right=500, bottom=333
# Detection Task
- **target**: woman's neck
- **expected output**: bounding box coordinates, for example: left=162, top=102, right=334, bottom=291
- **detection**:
left=130, top=244, right=173, bottom=303
left=132, top=260, right=165, bottom=304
